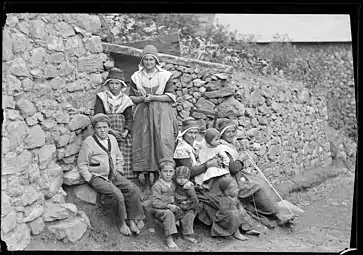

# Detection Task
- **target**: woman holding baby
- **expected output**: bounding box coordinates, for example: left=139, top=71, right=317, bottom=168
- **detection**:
left=173, top=117, right=295, bottom=238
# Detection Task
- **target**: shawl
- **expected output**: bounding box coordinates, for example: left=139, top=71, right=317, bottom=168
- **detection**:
left=97, top=90, right=134, bottom=114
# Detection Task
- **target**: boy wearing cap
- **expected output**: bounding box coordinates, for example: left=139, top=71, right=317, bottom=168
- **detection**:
left=77, top=113, right=145, bottom=236
left=94, top=67, right=136, bottom=180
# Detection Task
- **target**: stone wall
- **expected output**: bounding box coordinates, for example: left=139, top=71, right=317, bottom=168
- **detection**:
left=104, top=44, right=332, bottom=185
left=2, top=13, right=106, bottom=250
left=2, top=13, right=332, bottom=250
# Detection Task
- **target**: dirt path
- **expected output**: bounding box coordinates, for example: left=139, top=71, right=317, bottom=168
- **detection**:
left=25, top=170, right=354, bottom=252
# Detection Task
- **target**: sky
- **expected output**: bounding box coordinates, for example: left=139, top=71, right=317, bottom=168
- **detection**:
left=214, top=14, right=352, bottom=43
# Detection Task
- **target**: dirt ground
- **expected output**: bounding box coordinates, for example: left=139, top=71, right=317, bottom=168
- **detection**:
left=24, top=168, right=354, bottom=252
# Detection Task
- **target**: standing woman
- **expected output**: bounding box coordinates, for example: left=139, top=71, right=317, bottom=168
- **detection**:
left=129, top=45, right=178, bottom=198
left=94, top=67, right=138, bottom=180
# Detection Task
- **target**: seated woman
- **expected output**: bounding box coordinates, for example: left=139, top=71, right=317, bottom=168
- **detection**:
left=174, top=117, right=295, bottom=230
left=77, top=113, right=145, bottom=236
left=216, top=119, right=296, bottom=227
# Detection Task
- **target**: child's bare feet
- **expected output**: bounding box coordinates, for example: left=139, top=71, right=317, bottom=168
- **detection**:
left=166, top=235, right=178, bottom=249
left=136, top=219, right=144, bottom=229
left=119, top=222, right=131, bottom=236
left=129, top=220, right=140, bottom=235
left=184, top=235, right=198, bottom=243
left=233, top=230, right=248, bottom=241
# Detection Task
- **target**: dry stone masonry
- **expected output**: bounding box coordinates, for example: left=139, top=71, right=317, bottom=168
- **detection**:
left=2, top=13, right=333, bottom=250
left=2, top=13, right=107, bottom=250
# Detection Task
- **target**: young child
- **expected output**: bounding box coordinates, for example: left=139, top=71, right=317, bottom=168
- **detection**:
left=150, top=158, right=197, bottom=248
left=173, top=166, right=199, bottom=243
left=196, top=128, right=230, bottom=187
left=211, top=176, right=260, bottom=240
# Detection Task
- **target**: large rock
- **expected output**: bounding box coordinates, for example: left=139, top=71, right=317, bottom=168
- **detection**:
left=63, top=14, right=101, bottom=34
left=204, top=87, right=236, bottom=99
left=10, top=57, right=29, bottom=77
left=59, top=62, right=75, bottom=76
left=54, top=22, right=75, bottom=38
left=12, top=33, right=28, bottom=53
left=63, top=169, right=86, bottom=186
left=68, top=114, right=91, bottom=131
left=2, top=95, right=16, bottom=109
left=22, top=204, right=44, bottom=223
left=30, top=19, right=47, bottom=39
left=4, top=74, right=22, bottom=96
left=55, top=134, right=71, bottom=148
left=48, top=52, right=65, bottom=64
left=29, top=217, right=45, bottom=235
left=1, top=210, right=17, bottom=233
left=47, top=216, right=88, bottom=243
left=205, top=80, right=222, bottom=91
left=3, top=28, right=13, bottom=61
left=64, top=35, right=85, bottom=57
left=18, top=21, right=31, bottom=35
left=44, top=65, right=59, bottom=79
left=85, top=36, right=103, bottom=53
left=1, top=192, right=13, bottom=217
left=67, top=78, right=88, bottom=92
left=217, top=96, right=245, bottom=118
left=2, top=150, right=32, bottom=176
left=195, top=97, right=215, bottom=112
left=21, top=78, right=34, bottom=92
left=6, top=175, right=25, bottom=197
left=16, top=98, right=36, bottom=118
left=6, top=120, right=29, bottom=151
left=37, top=163, right=63, bottom=199
left=1, top=223, right=30, bottom=250
left=38, top=144, right=57, bottom=170
left=77, top=54, right=104, bottom=72
left=59, top=203, right=78, bottom=215
left=24, top=125, right=46, bottom=149
left=47, top=35, right=65, bottom=51
left=65, top=135, right=83, bottom=157
left=30, top=47, right=47, bottom=67
left=21, top=185, right=40, bottom=206
left=42, top=202, right=69, bottom=222
left=74, top=184, right=97, bottom=205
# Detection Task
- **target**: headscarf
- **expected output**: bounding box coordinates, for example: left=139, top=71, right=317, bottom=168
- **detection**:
left=216, top=119, right=237, bottom=137
left=139, top=44, right=161, bottom=68
left=91, top=113, right=110, bottom=128
left=176, top=117, right=199, bottom=141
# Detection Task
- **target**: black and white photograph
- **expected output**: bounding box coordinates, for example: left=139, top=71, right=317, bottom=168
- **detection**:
left=1, top=7, right=359, bottom=253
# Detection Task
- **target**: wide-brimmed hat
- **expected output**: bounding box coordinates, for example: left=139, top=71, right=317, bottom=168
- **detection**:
left=103, top=68, right=127, bottom=87
left=175, top=166, right=191, bottom=180
left=140, top=45, right=161, bottom=66
left=216, top=119, right=237, bottom=137
left=91, top=113, right=110, bottom=128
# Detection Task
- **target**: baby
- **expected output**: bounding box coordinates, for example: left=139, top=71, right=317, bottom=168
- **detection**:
left=173, top=166, right=199, bottom=243
left=211, top=176, right=260, bottom=240
left=195, top=128, right=230, bottom=187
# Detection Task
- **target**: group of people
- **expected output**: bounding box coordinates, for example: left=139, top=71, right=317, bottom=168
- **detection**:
left=76, top=44, right=296, bottom=248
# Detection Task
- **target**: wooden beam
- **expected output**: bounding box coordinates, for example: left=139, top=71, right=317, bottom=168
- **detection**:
left=102, top=43, right=234, bottom=74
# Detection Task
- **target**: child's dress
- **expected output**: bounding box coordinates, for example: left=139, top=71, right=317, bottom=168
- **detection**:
left=211, top=196, right=254, bottom=237
left=196, top=144, right=230, bottom=187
